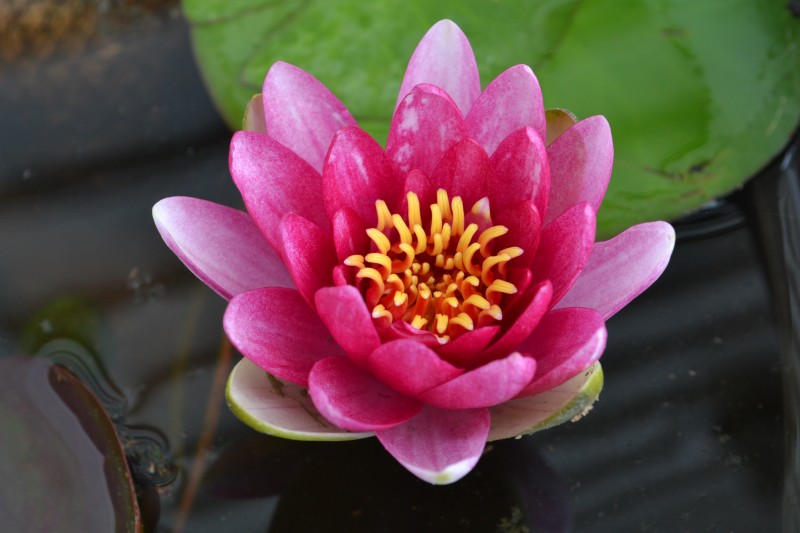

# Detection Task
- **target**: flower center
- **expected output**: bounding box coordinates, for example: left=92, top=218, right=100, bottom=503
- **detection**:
left=345, top=189, right=522, bottom=343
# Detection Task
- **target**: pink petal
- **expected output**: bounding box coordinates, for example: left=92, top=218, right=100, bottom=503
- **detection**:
left=531, top=203, right=596, bottom=306
left=401, top=169, right=437, bottom=227
left=466, top=65, right=546, bottom=155
left=377, top=321, right=442, bottom=348
left=153, top=197, right=292, bottom=300
left=494, top=200, right=542, bottom=269
left=556, top=221, right=676, bottom=319
left=418, top=353, right=536, bottom=409
left=489, top=127, right=550, bottom=216
left=331, top=208, right=369, bottom=263
left=243, top=93, right=266, bottom=133
left=376, top=405, right=490, bottom=484
left=229, top=131, right=328, bottom=253
left=479, top=280, right=552, bottom=361
left=437, top=326, right=500, bottom=368
left=322, top=127, right=399, bottom=223
left=224, top=287, right=341, bottom=386
left=396, top=20, right=480, bottom=116
left=262, top=61, right=357, bottom=172
left=314, top=285, right=381, bottom=366
left=227, top=358, right=371, bottom=441
left=280, top=214, right=337, bottom=308
left=545, top=115, right=613, bottom=224
left=430, top=138, right=493, bottom=209
left=367, top=340, right=463, bottom=397
left=387, top=85, right=468, bottom=177
left=308, top=356, right=422, bottom=431
left=515, top=308, right=607, bottom=397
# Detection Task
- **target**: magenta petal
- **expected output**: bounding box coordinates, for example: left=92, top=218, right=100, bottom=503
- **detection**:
left=466, top=65, right=546, bottom=155
left=280, top=214, right=337, bottom=308
left=396, top=20, right=480, bottom=116
left=489, top=127, right=550, bottom=216
left=367, top=340, right=463, bottom=397
left=331, top=208, right=369, bottom=263
left=419, top=353, right=536, bottom=409
left=515, top=308, right=607, bottom=397
left=262, top=61, right=357, bottom=172
left=494, top=200, right=542, bottom=269
left=323, top=127, right=399, bottom=223
left=224, top=288, right=341, bottom=386
left=480, top=280, right=552, bottom=361
left=315, top=285, right=381, bottom=366
left=376, top=405, right=489, bottom=484
left=230, top=131, right=329, bottom=252
left=545, top=115, right=613, bottom=224
left=437, top=326, right=500, bottom=369
left=430, top=138, right=493, bottom=209
left=531, top=203, right=596, bottom=306
left=556, top=221, right=676, bottom=319
left=378, top=321, right=442, bottom=348
left=308, top=356, right=422, bottom=431
left=387, top=85, right=468, bottom=177
left=153, top=197, right=293, bottom=300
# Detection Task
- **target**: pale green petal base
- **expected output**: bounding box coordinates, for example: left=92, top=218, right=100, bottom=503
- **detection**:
left=226, top=358, right=373, bottom=442
left=487, top=362, right=604, bottom=441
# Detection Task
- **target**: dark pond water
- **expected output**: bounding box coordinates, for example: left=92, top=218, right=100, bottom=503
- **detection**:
left=0, top=3, right=795, bottom=532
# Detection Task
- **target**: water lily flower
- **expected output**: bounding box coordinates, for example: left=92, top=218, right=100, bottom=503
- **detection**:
left=153, top=20, right=675, bottom=484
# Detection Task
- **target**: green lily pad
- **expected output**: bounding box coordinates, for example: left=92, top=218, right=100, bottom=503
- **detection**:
left=183, top=0, right=800, bottom=237
left=0, top=357, right=141, bottom=532
left=226, top=357, right=372, bottom=441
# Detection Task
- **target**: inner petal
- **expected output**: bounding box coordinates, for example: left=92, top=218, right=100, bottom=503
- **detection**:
left=344, top=189, right=524, bottom=344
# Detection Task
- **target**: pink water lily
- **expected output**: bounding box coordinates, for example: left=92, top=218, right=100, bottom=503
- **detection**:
left=153, top=20, right=675, bottom=484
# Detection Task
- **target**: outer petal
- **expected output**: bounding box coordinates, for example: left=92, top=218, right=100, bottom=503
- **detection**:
left=230, top=131, right=328, bottom=252
left=387, top=85, right=468, bottom=177
left=465, top=65, right=546, bottom=155
left=243, top=93, right=266, bottom=133
left=224, top=287, right=341, bottom=386
left=544, top=108, right=577, bottom=146
left=263, top=61, right=357, bottom=172
left=280, top=214, right=337, bottom=308
left=227, top=358, right=372, bottom=441
left=314, top=285, right=381, bottom=366
left=153, top=197, right=292, bottom=300
left=545, top=115, right=613, bottom=224
left=308, top=356, right=422, bottom=432
left=323, top=127, right=399, bottom=223
left=488, top=362, right=603, bottom=441
left=376, top=405, right=489, bottom=485
left=489, top=127, right=550, bottom=216
left=556, top=221, right=676, bottom=319
left=418, top=353, right=536, bottom=409
left=531, top=203, right=596, bottom=306
left=515, top=308, right=607, bottom=397
left=430, top=138, right=493, bottom=209
left=367, top=340, right=463, bottom=397
left=396, top=20, right=480, bottom=116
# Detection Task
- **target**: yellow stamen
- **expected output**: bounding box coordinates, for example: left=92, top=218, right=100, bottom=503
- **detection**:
left=343, top=190, right=525, bottom=342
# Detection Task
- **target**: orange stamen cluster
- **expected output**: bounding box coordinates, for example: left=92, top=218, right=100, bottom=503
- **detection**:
left=345, top=189, right=522, bottom=343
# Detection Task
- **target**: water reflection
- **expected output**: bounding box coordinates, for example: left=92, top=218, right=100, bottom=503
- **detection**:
left=196, top=435, right=573, bottom=532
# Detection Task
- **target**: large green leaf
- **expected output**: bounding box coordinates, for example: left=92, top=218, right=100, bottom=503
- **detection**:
left=183, top=0, right=800, bottom=237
